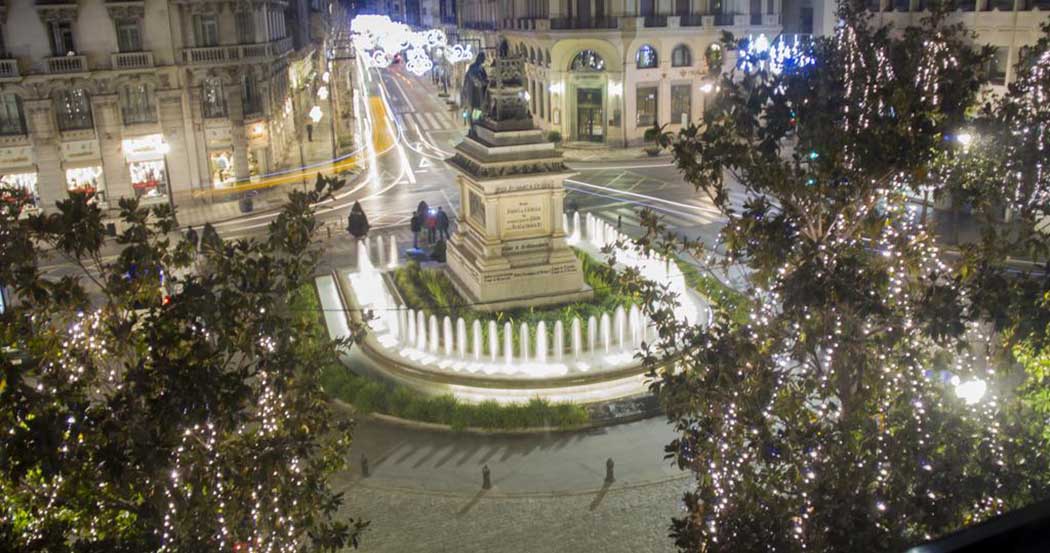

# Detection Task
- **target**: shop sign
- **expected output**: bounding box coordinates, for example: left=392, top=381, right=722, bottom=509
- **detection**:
left=0, top=146, right=34, bottom=169
left=206, top=126, right=233, bottom=148
left=122, top=134, right=169, bottom=161
left=61, top=139, right=101, bottom=163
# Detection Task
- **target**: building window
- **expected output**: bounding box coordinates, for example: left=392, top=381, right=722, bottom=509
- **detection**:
left=636, top=85, right=657, bottom=127
left=671, top=84, right=691, bottom=125
left=671, top=44, right=692, bottom=67
left=546, top=90, right=551, bottom=122
left=636, top=45, right=658, bottom=69
left=570, top=49, right=605, bottom=71
left=236, top=11, right=255, bottom=44
left=120, top=84, right=157, bottom=125
left=116, top=19, right=142, bottom=52
left=55, top=89, right=93, bottom=131
left=202, top=79, right=227, bottom=118
left=48, top=21, right=75, bottom=56
left=242, top=75, right=262, bottom=115
left=986, top=46, right=1009, bottom=85
left=539, top=83, right=545, bottom=119
left=0, top=94, right=26, bottom=135
left=193, top=14, right=220, bottom=47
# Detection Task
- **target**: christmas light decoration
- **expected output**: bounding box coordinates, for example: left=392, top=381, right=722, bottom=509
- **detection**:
left=350, top=15, right=474, bottom=76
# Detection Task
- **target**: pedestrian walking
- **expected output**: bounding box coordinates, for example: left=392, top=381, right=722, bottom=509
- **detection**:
left=306, top=123, right=313, bottom=142
left=482, top=464, right=492, bottom=490
left=417, top=200, right=429, bottom=218
left=425, top=207, right=438, bottom=244
left=617, top=214, right=622, bottom=230
left=410, top=211, right=422, bottom=249
left=347, top=201, right=370, bottom=239
left=436, top=206, right=451, bottom=240
left=185, top=226, right=199, bottom=251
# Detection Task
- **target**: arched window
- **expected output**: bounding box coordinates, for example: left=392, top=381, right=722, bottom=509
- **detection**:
left=671, top=44, right=692, bottom=67
left=636, top=44, right=658, bottom=69
left=55, top=88, right=93, bottom=131
left=570, top=49, right=605, bottom=72
left=529, top=47, right=535, bottom=64
left=705, top=43, right=723, bottom=71
left=545, top=50, right=551, bottom=67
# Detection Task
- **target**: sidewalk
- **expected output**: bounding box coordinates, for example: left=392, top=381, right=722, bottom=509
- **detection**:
left=560, top=143, right=671, bottom=163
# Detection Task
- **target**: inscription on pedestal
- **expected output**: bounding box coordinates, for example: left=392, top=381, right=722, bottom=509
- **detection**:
left=502, top=198, right=546, bottom=238
left=469, top=190, right=486, bottom=226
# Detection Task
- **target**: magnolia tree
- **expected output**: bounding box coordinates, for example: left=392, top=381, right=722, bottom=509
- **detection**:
left=0, top=176, right=366, bottom=551
left=627, top=2, right=1050, bottom=551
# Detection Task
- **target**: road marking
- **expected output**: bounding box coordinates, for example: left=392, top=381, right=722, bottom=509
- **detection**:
left=423, top=112, right=441, bottom=130
left=419, top=157, right=432, bottom=169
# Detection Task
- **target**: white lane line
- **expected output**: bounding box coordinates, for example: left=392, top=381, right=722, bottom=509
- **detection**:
left=423, top=112, right=441, bottom=130
left=566, top=178, right=724, bottom=216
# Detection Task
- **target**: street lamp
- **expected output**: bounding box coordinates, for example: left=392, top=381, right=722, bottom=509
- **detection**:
left=309, top=105, right=324, bottom=124
left=953, top=376, right=987, bottom=405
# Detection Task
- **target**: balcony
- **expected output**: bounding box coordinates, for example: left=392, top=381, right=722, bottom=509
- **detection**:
left=182, top=38, right=295, bottom=66
left=0, top=59, right=19, bottom=80
left=45, top=55, right=87, bottom=74
left=111, top=51, right=153, bottom=70
left=549, top=16, right=619, bottom=29
left=462, top=21, right=497, bottom=30
left=679, top=13, right=705, bottom=26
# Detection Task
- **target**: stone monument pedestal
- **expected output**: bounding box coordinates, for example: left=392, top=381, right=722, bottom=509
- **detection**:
left=446, top=117, right=591, bottom=311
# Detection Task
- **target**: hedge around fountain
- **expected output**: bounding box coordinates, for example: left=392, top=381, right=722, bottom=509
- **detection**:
left=391, top=250, right=636, bottom=357
left=301, top=283, right=591, bottom=430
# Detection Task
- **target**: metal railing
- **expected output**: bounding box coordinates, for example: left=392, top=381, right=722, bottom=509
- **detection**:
left=643, top=14, right=668, bottom=27
left=549, top=16, right=619, bottom=29
left=0, top=59, right=19, bottom=79
left=679, top=13, right=705, bottom=26
left=112, top=51, right=153, bottom=69
left=714, top=13, right=736, bottom=25
left=45, top=55, right=87, bottom=74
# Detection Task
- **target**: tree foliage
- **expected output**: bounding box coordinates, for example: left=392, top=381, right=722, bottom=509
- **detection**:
left=0, top=177, right=366, bottom=551
left=633, top=2, right=1050, bottom=551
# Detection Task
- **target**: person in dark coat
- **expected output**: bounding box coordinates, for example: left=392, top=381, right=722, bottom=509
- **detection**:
left=436, top=206, right=450, bottom=240
left=424, top=208, right=437, bottom=244
left=185, top=226, right=199, bottom=251
left=410, top=212, right=422, bottom=249
left=347, top=201, right=370, bottom=239
left=416, top=200, right=429, bottom=219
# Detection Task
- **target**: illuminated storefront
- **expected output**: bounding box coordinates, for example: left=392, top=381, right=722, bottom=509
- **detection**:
left=65, top=165, right=106, bottom=201
left=209, top=150, right=236, bottom=188
left=0, top=172, right=39, bottom=208
left=122, top=134, right=170, bottom=203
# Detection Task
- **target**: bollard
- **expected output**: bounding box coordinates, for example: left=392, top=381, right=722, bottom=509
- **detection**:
left=482, top=464, right=492, bottom=490
left=361, top=454, right=370, bottom=478
left=605, top=458, right=615, bottom=484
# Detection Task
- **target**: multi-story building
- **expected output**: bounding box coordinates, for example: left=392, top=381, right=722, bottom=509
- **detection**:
left=454, top=0, right=782, bottom=146
left=783, top=0, right=1050, bottom=91
left=0, top=0, right=333, bottom=215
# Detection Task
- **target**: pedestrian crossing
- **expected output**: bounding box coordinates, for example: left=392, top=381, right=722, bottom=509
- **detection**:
left=401, top=111, right=458, bottom=132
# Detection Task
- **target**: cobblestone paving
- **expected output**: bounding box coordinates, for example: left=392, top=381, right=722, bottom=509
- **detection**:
left=340, top=478, right=686, bottom=553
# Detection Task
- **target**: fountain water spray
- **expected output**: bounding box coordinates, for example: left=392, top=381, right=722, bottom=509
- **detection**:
left=456, top=317, right=467, bottom=357
left=554, top=320, right=564, bottom=362
left=472, top=320, right=482, bottom=360
left=536, top=321, right=548, bottom=363
left=443, top=316, right=453, bottom=356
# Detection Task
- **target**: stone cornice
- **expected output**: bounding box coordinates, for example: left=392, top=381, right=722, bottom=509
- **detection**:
left=105, top=1, right=146, bottom=20
left=35, top=3, right=79, bottom=23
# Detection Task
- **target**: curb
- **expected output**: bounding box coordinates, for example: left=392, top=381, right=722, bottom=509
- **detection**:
left=346, top=473, right=691, bottom=499
left=330, top=397, right=662, bottom=436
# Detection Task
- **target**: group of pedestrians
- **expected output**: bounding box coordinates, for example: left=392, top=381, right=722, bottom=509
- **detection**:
left=410, top=201, right=450, bottom=249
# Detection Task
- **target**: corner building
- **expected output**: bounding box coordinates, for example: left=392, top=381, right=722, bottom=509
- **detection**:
left=0, top=0, right=332, bottom=214
left=455, top=0, right=783, bottom=146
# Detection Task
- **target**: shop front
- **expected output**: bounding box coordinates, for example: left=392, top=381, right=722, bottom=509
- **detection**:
left=122, top=134, right=171, bottom=204
left=0, top=145, right=39, bottom=215
left=62, top=139, right=107, bottom=206
left=205, top=126, right=237, bottom=189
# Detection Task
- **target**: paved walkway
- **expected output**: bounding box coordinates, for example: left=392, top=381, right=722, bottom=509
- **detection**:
left=561, top=144, right=671, bottom=163
left=333, top=411, right=687, bottom=553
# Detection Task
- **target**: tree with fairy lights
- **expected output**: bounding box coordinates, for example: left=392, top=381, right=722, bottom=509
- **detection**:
left=0, top=176, right=367, bottom=551
left=629, top=2, right=1050, bottom=551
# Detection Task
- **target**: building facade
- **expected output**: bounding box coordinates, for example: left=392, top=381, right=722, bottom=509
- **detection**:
left=454, top=0, right=782, bottom=146
left=783, top=0, right=1050, bottom=92
left=0, top=0, right=333, bottom=215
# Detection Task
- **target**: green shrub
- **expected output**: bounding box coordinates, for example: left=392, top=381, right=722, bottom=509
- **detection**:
left=318, top=364, right=589, bottom=430
left=547, top=130, right=562, bottom=144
